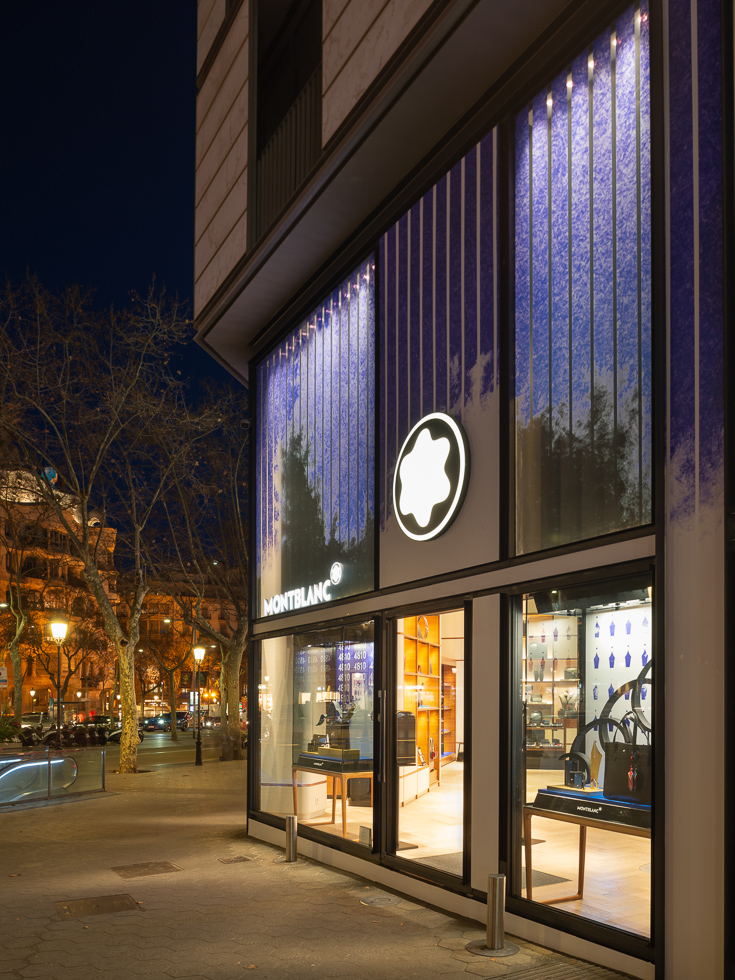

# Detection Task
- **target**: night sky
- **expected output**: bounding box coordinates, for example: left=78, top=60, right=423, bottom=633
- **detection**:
left=1, top=2, right=232, bottom=386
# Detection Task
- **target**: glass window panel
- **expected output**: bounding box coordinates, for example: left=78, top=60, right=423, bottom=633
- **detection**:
left=514, top=575, right=653, bottom=937
left=259, top=622, right=375, bottom=845
left=514, top=2, right=651, bottom=553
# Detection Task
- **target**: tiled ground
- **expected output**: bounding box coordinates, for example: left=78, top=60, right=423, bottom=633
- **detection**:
left=0, top=763, right=633, bottom=980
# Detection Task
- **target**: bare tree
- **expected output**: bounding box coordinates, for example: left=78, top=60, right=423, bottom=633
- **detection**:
left=0, top=279, right=227, bottom=771
left=151, top=389, right=249, bottom=760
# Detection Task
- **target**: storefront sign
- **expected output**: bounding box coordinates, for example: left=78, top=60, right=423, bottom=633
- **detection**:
left=393, top=413, right=470, bottom=541
left=263, top=561, right=343, bottom=616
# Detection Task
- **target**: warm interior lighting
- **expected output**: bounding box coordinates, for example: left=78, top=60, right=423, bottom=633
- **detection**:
left=193, top=646, right=205, bottom=662
left=546, top=96, right=553, bottom=107
left=50, top=620, right=67, bottom=642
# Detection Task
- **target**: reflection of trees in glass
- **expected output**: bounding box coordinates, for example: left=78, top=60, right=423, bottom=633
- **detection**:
left=517, top=386, right=650, bottom=552
left=281, top=433, right=373, bottom=595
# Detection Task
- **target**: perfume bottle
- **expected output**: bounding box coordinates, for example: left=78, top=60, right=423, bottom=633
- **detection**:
left=553, top=627, right=558, bottom=642
left=593, top=651, right=600, bottom=670
left=642, top=646, right=648, bottom=666
left=626, top=619, right=632, bottom=635
left=609, top=621, right=616, bottom=637
left=595, top=620, right=600, bottom=638
left=609, top=650, right=615, bottom=668
left=608, top=683, right=615, bottom=698
left=593, top=685, right=598, bottom=701
left=625, top=648, right=631, bottom=668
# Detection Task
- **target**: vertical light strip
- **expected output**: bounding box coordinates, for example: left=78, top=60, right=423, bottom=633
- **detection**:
left=691, top=0, right=699, bottom=518
left=636, top=1, right=644, bottom=518
left=461, top=156, right=466, bottom=411
left=568, top=68, right=573, bottom=436
left=588, top=48, right=595, bottom=452
left=433, top=184, right=437, bottom=411
left=547, top=88, right=553, bottom=434
left=407, top=208, right=412, bottom=426
left=419, top=195, right=424, bottom=416
left=395, top=222, right=400, bottom=472
left=477, top=142, right=482, bottom=383
left=446, top=169, right=451, bottom=410
left=493, top=127, right=498, bottom=388
left=611, top=28, right=618, bottom=447
left=383, top=237, right=388, bottom=524
left=528, top=107, right=534, bottom=416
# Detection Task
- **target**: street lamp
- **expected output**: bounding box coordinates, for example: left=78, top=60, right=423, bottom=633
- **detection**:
left=193, top=646, right=205, bottom=766
left=49, top=618, right=68, bottom=747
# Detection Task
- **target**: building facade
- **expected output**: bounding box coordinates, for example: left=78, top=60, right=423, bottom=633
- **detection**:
left=194, top=2, right=733, bottom=977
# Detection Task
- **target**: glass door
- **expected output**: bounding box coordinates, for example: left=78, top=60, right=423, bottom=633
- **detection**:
left=386, top=608, right=466, bottom=878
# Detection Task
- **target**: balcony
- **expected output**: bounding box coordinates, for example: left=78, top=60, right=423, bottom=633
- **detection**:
left=255, top=66, right=321, bottom=240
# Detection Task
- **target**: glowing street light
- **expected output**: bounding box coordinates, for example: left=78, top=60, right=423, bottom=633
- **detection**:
left=49, top=618, right=68, bottom=746
left=193, top=646, right=205, bottom=767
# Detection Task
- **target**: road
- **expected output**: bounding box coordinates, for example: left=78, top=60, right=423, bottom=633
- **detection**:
left=104, top=729, right=246, bottom=768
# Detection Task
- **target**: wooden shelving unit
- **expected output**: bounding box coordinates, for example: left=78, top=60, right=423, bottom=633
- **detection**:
left=403, top=615, right=441, bottom=786
left=441, top=664, right=456, bottom=759
left=524, top=613, right=580, bottom=769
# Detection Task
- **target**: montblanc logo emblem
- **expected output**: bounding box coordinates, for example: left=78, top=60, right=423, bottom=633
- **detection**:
left=393, top=413, right=470, bottom=541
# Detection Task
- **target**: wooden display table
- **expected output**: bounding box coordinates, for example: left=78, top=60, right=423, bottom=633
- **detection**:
left=292, top=763, right=373, bottom=838
left=523, top=802, right=651, bottom=905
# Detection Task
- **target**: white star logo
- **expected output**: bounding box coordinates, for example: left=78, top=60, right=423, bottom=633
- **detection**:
left=398, top=429, right=451, bottom=527
left=392, top=413, right=470, bottom=542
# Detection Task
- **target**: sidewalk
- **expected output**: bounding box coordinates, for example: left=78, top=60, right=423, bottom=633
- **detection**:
left=1, top=760, right=633, bottom=980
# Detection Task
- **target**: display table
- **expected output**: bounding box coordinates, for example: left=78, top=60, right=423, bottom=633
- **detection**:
left=523, top=792, right=651, bottom=905
left=292, top=763, right=373, bottom=838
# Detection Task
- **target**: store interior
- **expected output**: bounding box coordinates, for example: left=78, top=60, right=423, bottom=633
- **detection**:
left=520, top=588, right=652, bottom=937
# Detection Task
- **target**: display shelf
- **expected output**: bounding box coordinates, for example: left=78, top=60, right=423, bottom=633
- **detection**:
left=402, top=615, right=442, bottom=785
left=524, top=613, right=580, bottom=767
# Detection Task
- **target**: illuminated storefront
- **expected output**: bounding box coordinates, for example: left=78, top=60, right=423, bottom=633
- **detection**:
left=239, top=1, right=727, bottom=976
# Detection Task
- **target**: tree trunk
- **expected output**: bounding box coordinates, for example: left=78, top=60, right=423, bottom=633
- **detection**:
left=8, top=641, right=22, bottom=723
left=118, top=642, right=138, bottom=772
left=226, top=648, right=244, bottom=761
left=167, top=668, right=178, bottom=741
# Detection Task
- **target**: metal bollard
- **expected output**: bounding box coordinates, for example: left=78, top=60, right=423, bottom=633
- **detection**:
left=486, top=874, right=506, bottom=951
left=285, top=815, right=298, bottom=862
left=465, top=873, right=519, bottom=958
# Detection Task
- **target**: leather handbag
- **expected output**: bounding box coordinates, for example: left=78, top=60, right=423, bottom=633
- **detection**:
left=603, top=741, right=651, bottom=805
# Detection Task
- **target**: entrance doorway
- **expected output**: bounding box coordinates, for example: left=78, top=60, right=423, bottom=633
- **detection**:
left=391, top=609, right=465, bottom=877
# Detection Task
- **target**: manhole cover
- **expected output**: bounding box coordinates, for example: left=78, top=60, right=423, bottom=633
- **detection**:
left=219, top=856, right=254, bottom=864
left=55, top=895, right=140, bottom=919
left=111, top=861, right=182, bottom=879
left=360, top=894, right=402, bottom=907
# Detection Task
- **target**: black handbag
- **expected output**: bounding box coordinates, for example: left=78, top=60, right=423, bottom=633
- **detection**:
left=603, top=741, right=651, bottom=805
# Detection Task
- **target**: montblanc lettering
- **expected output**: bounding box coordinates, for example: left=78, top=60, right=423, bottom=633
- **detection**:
left=576, top=805, right=603, bottom=814
left=262, top=569, right=341, bottom=616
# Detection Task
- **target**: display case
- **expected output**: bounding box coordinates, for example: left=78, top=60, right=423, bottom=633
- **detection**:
left=402, top=615, right=441, bottom=786
left=441, top=664, right=456, bottom=760
left=524, top=613, right=580, bottom=768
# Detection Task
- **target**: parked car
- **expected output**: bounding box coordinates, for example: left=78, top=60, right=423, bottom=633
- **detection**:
left=21, top=712, right=50, bottom=729
left=107, top=726, right=145, bottom=744
left=143, top=712, right=190, bottom=732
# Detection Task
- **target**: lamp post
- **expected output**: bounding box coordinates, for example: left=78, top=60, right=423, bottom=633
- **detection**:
left=194, top=646, right=205, bottom=766
left=49, top=619, right=68, bottom=748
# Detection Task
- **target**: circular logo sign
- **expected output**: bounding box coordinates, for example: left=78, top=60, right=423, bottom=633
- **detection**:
left=330, top=562, right=343, bottom=585
left=392, top=413, right=470, bottom=541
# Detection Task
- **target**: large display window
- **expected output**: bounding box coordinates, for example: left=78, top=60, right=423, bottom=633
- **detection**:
left=513, top=575, right=653, bottom=938
left=259, top=622, right=375, bottom=845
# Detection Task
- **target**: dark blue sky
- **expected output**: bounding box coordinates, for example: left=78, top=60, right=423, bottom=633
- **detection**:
left=1, top=2, right=232, bottom=385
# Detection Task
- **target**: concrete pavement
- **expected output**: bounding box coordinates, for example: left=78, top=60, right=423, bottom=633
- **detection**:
left=0, top=759, right=634, bottom=980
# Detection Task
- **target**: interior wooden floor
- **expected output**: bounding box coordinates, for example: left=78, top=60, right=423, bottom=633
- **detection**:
left=524, top=769, right=651, bottom=937
left=298, top=763, right=651, bottom=938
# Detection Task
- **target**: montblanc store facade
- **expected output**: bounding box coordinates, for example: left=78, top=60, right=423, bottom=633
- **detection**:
left=194, top=0, right=732, bottom=976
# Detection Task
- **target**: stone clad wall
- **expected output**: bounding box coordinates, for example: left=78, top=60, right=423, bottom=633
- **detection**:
left=195, top=1, right=249, bottom=317
left=322, top=0, right=434, bottom=145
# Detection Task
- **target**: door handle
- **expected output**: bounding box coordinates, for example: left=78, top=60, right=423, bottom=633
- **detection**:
left=379, top=689, right=387, bottom=783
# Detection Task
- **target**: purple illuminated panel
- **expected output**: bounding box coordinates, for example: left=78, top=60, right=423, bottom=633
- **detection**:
left=514, top=3, right=652, bottom=553
left=255, top=258, right=375, bottom=617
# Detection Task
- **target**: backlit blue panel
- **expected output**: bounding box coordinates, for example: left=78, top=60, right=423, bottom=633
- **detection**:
left=515, top=3, right=651, bottom=552
left=255, top=258, right=375, bottom=615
